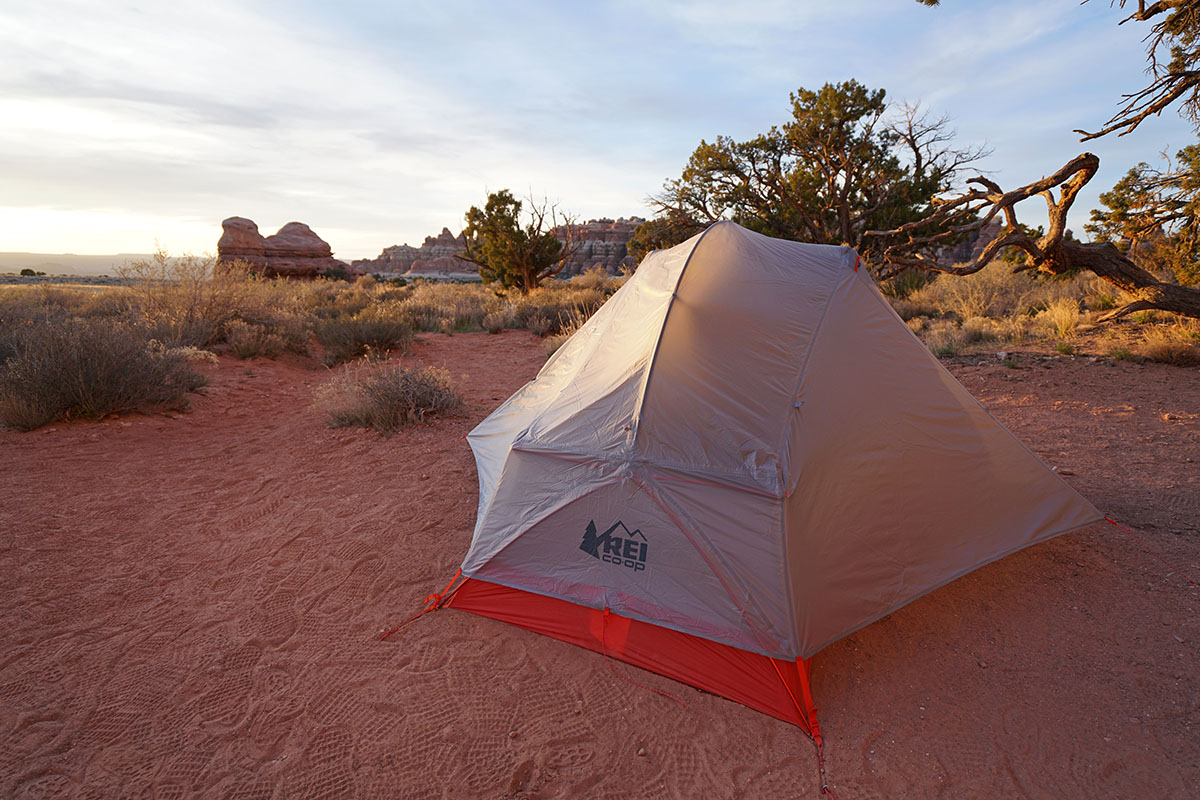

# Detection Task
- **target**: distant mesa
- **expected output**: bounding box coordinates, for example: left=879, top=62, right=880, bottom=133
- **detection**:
left=217, top=217, right=359, bottom=279
left=352, top=227, right=471, bottom=276
left=351, top=217, right=647, bottom=278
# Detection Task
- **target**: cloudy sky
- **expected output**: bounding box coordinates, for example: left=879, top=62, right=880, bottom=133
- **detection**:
left=1, top=0, right=1194, bottom=260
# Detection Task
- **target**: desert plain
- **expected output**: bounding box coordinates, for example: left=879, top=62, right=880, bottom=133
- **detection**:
left=1, top=329, right=1197, bottom=798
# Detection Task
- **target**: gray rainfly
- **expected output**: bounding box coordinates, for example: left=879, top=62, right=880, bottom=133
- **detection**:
left=432, top=220, right=1101, bottom=739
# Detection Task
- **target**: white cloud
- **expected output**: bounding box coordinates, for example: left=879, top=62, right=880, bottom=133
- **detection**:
left=0, top=0, right=1195, bottom=257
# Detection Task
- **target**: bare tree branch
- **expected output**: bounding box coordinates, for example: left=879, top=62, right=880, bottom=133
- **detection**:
left=869, top=152, right=1200, bottom=319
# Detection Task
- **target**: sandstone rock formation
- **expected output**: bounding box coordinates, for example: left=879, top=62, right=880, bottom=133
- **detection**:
left=352, top=217, right=646, bottom=278
left=554, top=217, right=644, bottom=277
left=352, top=228, right=469, bottom=274
left=936, top=218, right=1003, bottom=265
left=218, top=217, right=357, bottom=278
left=407, top=256, right=469, bottom=275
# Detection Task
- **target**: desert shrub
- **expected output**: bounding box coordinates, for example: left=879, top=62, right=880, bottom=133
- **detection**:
left=2, top=284, right=135, bottom=319
left=120, top=250, right=246, bottom=346
left=171, top=346, right=220, bottom=365
left=962, top=316, right=998, bottom=343
left=354, top=274, right=377, bottom=291
left=315, top=305, right=414, bottom=364
left=1138, top=323, right=1200, bottom=365
left=0, top=318, right=206, bottom=431
left=1055, top=341, right=1076, bottom=355
left=375, top=285, right=412, bottom=304
left=905, top=316, right=929, bottom=335
left=518, top=286, right=604, bottom=323
left=1084, top=278, right=1122, bottom=311
left=76, top=287, right=137, bottom=318
left=568, top=267, right=626, bottom=293
left=1038, top=297, right=1081, bottom=338
left=482, top=309, right=512, bottom=334
left=401, top=282, right=502, bottom=331
left=923, top=320, right=966, bottom=357
left=224, top=306, right=312, bottom=355
left=541, top=307, right=589, bottom=357
left=119, top=250, right=320, bottom=352
left=317, top=363, right=461, bottom=434
left=526, top=314, right=555, bottom=337
left=302, top=281, right=372, bottom=320
left=512, top=286, right=607, bottom=336
left=225, top=320, right=287, bottom=359
left=321, top=264, right=352, bottom=281
left=991, top=315, right=1035, bottom=344
left=879, top=268, right=936, bottom=300
left=890, top=297, right=940, bottom=321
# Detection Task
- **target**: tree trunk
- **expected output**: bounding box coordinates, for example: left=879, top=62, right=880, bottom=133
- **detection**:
left=866, top=152, right=1200, bottom=322
left=1060, top=241, right=1200, bottom=320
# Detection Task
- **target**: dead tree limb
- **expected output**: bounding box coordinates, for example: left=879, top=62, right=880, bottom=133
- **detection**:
left=865, top=152, right=1200, bottom=320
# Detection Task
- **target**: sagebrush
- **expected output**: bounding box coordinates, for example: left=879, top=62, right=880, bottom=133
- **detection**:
left=0, top=317, right=206, bottom=431
left=316, top=363, right=462, bottom=434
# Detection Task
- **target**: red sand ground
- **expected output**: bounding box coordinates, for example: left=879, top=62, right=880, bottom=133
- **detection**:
left=1, top=330, right=1197, bottom=798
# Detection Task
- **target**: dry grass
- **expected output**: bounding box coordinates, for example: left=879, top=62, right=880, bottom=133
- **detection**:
left=314, top=306, right=414, bottom=365
left=905, top=262, right=1088, bottom=320
left=1137, top=320, right=1200, bottom=365
left=1038, top=298, right=1081, bottom=339
left=315, top=362, right=462, bottom=435
left=482, top=309, right=513, bottom=334
left=542, top=307, right=591, bottom=356
left=224, top=320, right=288, bottom=360
left=888, top=262, right=1156, bottom=358
left=923, top=320, right=967, bottom=356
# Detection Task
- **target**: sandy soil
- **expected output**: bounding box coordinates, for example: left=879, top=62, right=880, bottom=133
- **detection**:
left=1, top=331, right=1197, bottom=799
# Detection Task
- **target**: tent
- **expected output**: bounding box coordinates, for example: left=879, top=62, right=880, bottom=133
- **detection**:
left=439, top=220, right=1102, bottom=741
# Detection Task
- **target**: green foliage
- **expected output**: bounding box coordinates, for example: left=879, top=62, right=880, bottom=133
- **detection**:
left=643, top=80, right=983, bottom=258
left=461, top=190, right=567, bottom=292
left=1086, top=143, right=1200, bottom=285
left=1055, top=341, right=1076, bottom=355
left=318, top=363, right=462, bottom=435
left=628, top=212, right=704, bottom=262
left=0, top=318, right=206, bottom=431
left=321, top=264, right=352, bottom=281
left=879, top=268, right=936, bottom=300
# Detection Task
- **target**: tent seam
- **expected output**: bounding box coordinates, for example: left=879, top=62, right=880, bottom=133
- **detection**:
left=635, top=474, right=795, bottom=658
left=775, top=248, right=856, bottom=485
left=629, top=222, right=722, bottom=449
left=774, top=250, right=856, bottom=658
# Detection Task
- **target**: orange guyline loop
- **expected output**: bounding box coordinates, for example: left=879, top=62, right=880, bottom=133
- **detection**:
left=600, top=607, right=686, bottom=709
left=376, top=568, right=463, bottom=641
